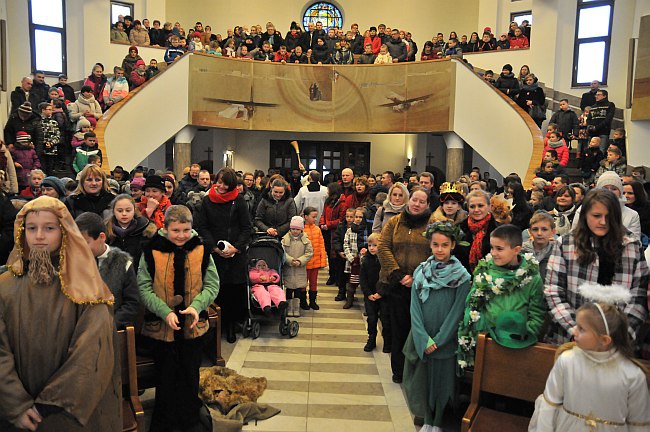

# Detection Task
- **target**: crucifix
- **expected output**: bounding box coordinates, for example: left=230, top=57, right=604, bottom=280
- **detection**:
left=426, top=152, right=435, bottom=166
left=204, top=147, right=213, bottom=161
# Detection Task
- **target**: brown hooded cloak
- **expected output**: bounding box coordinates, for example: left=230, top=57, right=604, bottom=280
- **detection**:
left=0, top=196, right=120, bottom=431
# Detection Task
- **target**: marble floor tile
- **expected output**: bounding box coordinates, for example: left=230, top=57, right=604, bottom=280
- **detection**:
left=309, top=354, right=376, bottom=364
left=309, top=362, right=378, bottom=375
left=307, top=391, right=388, bottom=406
left=245, top=351, right=312, bottom=363
left=258, top=389, right=309, bottom=404
left=307, top=381, right=384, bottom=395
left=308, top=370, right=381, bottom=383
left=244, top=360, right=311, bottom=372
left=306, top=404, right=392, bottom=421
left=239, top=367, right=310, bottom=382
left=249, top=345, right=312, bottom=355
left=306, top=418, right=395, bottom=432
left=242, top=415, right=307, bottom=432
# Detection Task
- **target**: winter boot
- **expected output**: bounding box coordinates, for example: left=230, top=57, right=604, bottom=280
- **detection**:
left=309, top=291, right=320, bottom=310
left=286, top=290, right=294, bottom=317
left=343, top=285, right=356, bottom=309
left=299, top=290, right=310, bottom=310
left=291, top=298, right=301, bottom=318
left=364, top=334, right=377, bottom=352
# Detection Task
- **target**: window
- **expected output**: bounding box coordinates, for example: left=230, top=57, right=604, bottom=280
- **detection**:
left=572, top=0, right=614, bottom=87
left=510, top=11, right=533, bottom=27
left=303, top=2, right=343, bottom=31
left=111, top=1, right=133, bottom=26
left=28, top=0, right=66, bottom=76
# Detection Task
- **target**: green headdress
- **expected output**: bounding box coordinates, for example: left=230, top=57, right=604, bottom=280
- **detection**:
left=422, top=221, right=470, bottom=246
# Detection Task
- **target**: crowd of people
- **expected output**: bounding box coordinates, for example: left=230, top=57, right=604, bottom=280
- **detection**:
left=110, top=15, right=532, bottom=65
left=0, top=143, right=648, bottom=430
left=2, top=13, right=650, bottom=432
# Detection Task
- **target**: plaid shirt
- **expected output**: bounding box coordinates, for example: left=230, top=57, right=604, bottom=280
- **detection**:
left=544, top=232, right=649, bottom=344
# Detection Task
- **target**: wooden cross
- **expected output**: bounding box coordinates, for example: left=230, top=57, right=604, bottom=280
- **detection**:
left=204, top=147, right=213, bottom=161
left=426, top=152, right=435, bottom=166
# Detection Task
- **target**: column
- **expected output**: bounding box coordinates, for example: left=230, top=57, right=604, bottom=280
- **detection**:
left=444, top=132, right=464, bottom=182
left=174, top=125, right=196, bottom=179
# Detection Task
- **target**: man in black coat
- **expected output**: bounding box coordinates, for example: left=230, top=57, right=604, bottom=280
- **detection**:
left=580, top=80, right=599, bottom=111
left=30, top=71, right=50, bottom=105
left=386, top=29, right=407, bottom=62
left=587, top=89, right=616, bottom=151
left=549, top=99, right=580, bottom=143
left=419, top=172, right=440, bottom=212
left=52, top=74, right=77, bottom=103
left=9, top=77, right=41, bottom=114
left=495, top=63, right=520, bottom=100
left=3, top=102, right=44, bottom=151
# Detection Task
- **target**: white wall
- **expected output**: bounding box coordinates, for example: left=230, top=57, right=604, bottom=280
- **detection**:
left=454, top=60, right=538, bottom=181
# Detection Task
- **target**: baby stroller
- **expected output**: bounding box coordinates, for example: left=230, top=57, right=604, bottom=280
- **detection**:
left=242, top=234, right=299, bottom=339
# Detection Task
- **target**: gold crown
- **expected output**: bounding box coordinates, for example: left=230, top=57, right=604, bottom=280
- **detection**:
left=440, top=182, right=464, bottom=195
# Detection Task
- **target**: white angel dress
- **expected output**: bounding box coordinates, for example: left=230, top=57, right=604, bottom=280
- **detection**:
left=529, top=346, right=650, bottom=431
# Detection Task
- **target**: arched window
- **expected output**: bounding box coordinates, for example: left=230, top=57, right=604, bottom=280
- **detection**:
left=303, top=2, right=343, bottom=31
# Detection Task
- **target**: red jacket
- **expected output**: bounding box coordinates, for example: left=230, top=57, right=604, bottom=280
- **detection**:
left=542, top=141, right=570, bottom=167
left=509, top=35, right=529, bottom=49
left=364, top=36, right=382, bottom=55
left=273, top=51, right=291, bottom=63
left=320, top=195, right=347, bottom=230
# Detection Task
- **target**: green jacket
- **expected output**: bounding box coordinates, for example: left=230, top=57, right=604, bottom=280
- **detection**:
left=463, top=256, right=545, bottom=337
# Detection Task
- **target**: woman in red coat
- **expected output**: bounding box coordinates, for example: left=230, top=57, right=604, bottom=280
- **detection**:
left=320, top=183, right=347, bottom=285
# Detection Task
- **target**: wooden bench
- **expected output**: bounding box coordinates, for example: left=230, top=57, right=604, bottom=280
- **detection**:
left=461, top=334, right=557, bottom=432
left=118, top=326, right=145, bottom=432
left=136, top=304, right=225, bottom=390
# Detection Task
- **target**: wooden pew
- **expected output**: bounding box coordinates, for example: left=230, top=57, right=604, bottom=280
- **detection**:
left=461, top=334, right=557, bottom=432
left=118, top=326, right=145, bottom=432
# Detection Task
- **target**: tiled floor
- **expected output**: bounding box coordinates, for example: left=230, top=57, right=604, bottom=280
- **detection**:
left=143, top=269, right=464, bottom=431
left=226, top=270, right=417, bottom=432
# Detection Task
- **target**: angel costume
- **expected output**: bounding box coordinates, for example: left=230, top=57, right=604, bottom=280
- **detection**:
left=529, top=345, right=650, bottom=431
left=0, top=197, right=120, bottom=431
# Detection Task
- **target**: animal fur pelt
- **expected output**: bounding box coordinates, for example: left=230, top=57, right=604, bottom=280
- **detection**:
left=199, top=366, right=268, bottom=414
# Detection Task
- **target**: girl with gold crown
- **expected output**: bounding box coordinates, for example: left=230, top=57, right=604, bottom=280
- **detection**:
left=432, top=182, right=467, bottom=225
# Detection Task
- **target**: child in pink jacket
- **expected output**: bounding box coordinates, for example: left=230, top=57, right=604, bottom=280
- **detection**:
left=542, top=131, right=569, bottom=167
left=249, top=259, right=287, bottom=315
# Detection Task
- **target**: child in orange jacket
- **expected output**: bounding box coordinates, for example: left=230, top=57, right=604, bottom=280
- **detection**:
left=303, top=206, right=327, bottom=310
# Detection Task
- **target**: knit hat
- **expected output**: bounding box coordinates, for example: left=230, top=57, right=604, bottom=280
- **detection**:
left=41, top=176, right=66, bottom=198
left=15, top=131, right=31, bottom=144
left=531, top=177, right=549, bottom=189
left=77, top=117, right=92, bottom=130
left=483, top=27, right=492, bottom=33
left=129, top=45, right=138, bottom=53
left=143, top=175, right=165, bottom=192
left=58, top=73, right=67, bottom=79
left=18, top=102, right=32, bottom=114
left=134, top=20, right=141, bottom=26
left=370, top=26, right=377, bottom=32
left=290, top=21, right=300, bottom=31
left=135, top=59, right=146, bottom=68
left=130, top=177, right=145, bottom=190
left=502, top=63, right=513, bottom=72
left=107, top=178, right=120, bottom=194
left=596, top=171, right=623, bottom=194
left=290, top=215, right=304, bottom=230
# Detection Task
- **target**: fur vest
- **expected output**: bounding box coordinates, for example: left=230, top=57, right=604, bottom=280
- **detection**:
left=141, top=235, right=211, bottom=342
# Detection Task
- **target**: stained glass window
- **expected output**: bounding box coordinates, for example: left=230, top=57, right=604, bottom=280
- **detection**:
left=303, top=2, right=343, bottom=31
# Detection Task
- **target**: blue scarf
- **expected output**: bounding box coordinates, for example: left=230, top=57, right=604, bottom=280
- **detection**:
left=413, top=255, right=471, bottom=303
